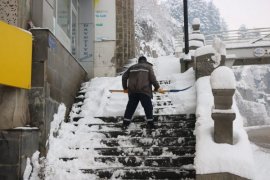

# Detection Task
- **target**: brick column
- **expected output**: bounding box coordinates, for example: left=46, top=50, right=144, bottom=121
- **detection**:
left=115, top=0, right=135, bottom=72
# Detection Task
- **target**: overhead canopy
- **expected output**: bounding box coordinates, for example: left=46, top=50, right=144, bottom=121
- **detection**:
left=0, top=21, right=32, bottom=89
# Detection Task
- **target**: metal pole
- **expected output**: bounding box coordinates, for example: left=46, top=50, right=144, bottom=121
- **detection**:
left=183, top=0, right=189, bottom=54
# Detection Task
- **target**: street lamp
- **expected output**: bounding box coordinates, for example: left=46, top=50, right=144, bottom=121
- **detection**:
left=183, top=0, right=189, bottom=54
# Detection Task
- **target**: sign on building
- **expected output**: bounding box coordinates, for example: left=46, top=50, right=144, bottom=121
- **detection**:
left=0, top=21, right=32, bottom=89
left=94, top=0, right=116, bottom=41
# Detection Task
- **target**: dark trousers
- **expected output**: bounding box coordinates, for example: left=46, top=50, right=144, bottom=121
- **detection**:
left=124, top=93, right=153, bottom=121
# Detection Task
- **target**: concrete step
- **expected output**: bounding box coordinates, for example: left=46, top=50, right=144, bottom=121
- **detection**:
left=154, top=101, right=173, bottom=106
left=60, top=156, right=195, bottom=168
left=93, top=146, right=195, bottom=156
left=94, top=156, right=195, bottom=167
left=81, top=128, right=194, bottom=138
left=158, top=80, right=171, bottom=85
left=87, top=114, right=196, bottom=123
left=80, top=167, right=195, bottom=179
left=73, top=121, right=195, bottom=129
left=99, top=137, right=195, bottom=147
left=73, top=114, right=196, bottom=122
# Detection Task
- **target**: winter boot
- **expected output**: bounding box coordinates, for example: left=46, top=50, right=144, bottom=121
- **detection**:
left=147, top=121, right=156, bottom=129
left=122, top=119, right=131, bottom=130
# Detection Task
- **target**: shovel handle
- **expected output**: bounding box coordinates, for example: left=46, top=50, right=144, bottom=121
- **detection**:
left=109, top=90, right=125, bottom=93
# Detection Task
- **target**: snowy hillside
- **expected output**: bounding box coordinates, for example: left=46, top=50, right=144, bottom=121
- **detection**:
left=135, top=0, right=227, bottom=56
left=135, top=0, right=182, bottom=56
left=234, top=65, right=270, bottom=126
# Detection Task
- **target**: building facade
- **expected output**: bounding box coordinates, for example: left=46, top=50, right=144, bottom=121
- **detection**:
left=94, top=0, right=135, bottom=76
left=0, top=0, right=135, bottom=178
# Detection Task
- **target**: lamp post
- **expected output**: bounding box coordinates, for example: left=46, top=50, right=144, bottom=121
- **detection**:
left=183, top=0, right=189, bottom=54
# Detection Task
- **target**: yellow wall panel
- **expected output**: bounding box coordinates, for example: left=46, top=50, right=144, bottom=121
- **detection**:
left=0, top=21, right=32, bottom=89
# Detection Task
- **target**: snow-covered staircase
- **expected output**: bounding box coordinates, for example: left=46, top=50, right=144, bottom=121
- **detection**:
left=74, top=115, right=196, bottom=179
left=44, top=63, right=197, bottom=179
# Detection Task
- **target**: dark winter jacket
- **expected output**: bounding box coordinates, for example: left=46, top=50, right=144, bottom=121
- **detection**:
left=122, top=61, right=160, bottom=98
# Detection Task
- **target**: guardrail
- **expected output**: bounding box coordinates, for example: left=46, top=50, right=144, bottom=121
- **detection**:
left=204, top=27, right=270, bottom=45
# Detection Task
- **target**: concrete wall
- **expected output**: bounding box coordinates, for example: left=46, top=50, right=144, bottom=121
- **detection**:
left=94, top=0, right=135, bottom=76
left=0, top=129, right=39, bottom=180
left=30, top=29, right=87, bottom=154
left=0, top=0, right=31, bottom=29
left=0, top=86, right=30, bottom=129
left=94, top=41, right=117, bottom=76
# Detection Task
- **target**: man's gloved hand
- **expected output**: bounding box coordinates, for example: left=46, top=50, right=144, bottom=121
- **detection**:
left=156, top=88, right=166, bottom=94
left=123, top=89, right=128, bottom=93
left=159, top=89, right=166, bottom=94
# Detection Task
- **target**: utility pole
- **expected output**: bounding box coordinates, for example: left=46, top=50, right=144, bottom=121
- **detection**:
left=183, top=0, right=189, bottom=54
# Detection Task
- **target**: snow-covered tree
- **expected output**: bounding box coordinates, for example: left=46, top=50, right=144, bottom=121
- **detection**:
left=135, top=0, right=228, bottom=56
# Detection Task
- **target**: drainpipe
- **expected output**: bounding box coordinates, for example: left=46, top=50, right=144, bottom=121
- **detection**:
left=183, top=0, right=189, bottom=54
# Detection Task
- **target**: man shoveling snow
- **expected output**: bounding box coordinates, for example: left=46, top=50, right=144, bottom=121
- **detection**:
left=122, top=56, right=163, bottom=129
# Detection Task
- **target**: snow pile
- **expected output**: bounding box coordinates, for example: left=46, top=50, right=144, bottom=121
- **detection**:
left=44, top=103, right=105, bottom=179
left=212, top=37, right=226, bottom=56
left=210, top=66, right=236, bottom=89
left=192, top=18, right=200, bottom=25
left=211, top=37, right=226, bottom=67
left=194, top=37, right=226, bottom=68
left=195, top=76, right=255, bottom=179
left=23, top=151, right=42, bottom=180
left=24, top=104, right=66, bottom=180
left=194, top=45, right=216, bottom=57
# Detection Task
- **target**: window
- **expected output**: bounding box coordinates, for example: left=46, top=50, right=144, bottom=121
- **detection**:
left=55, top=0, right=78, bottom=57
left=71, top=10, right=78, bottom=56
left=71, top=1, right=78, bottom=57
left=57, top=0, right=71, bottom=37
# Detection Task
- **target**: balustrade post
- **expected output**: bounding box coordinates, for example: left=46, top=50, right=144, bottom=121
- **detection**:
left=210, top=66, right=236, bottom=144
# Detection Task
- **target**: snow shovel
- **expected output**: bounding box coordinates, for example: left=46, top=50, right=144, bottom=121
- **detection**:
left=109, top=86, right=192, bottom=93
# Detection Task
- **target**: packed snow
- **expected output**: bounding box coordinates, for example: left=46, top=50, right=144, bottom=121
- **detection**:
left=24, top=56, right=270, bottom=180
